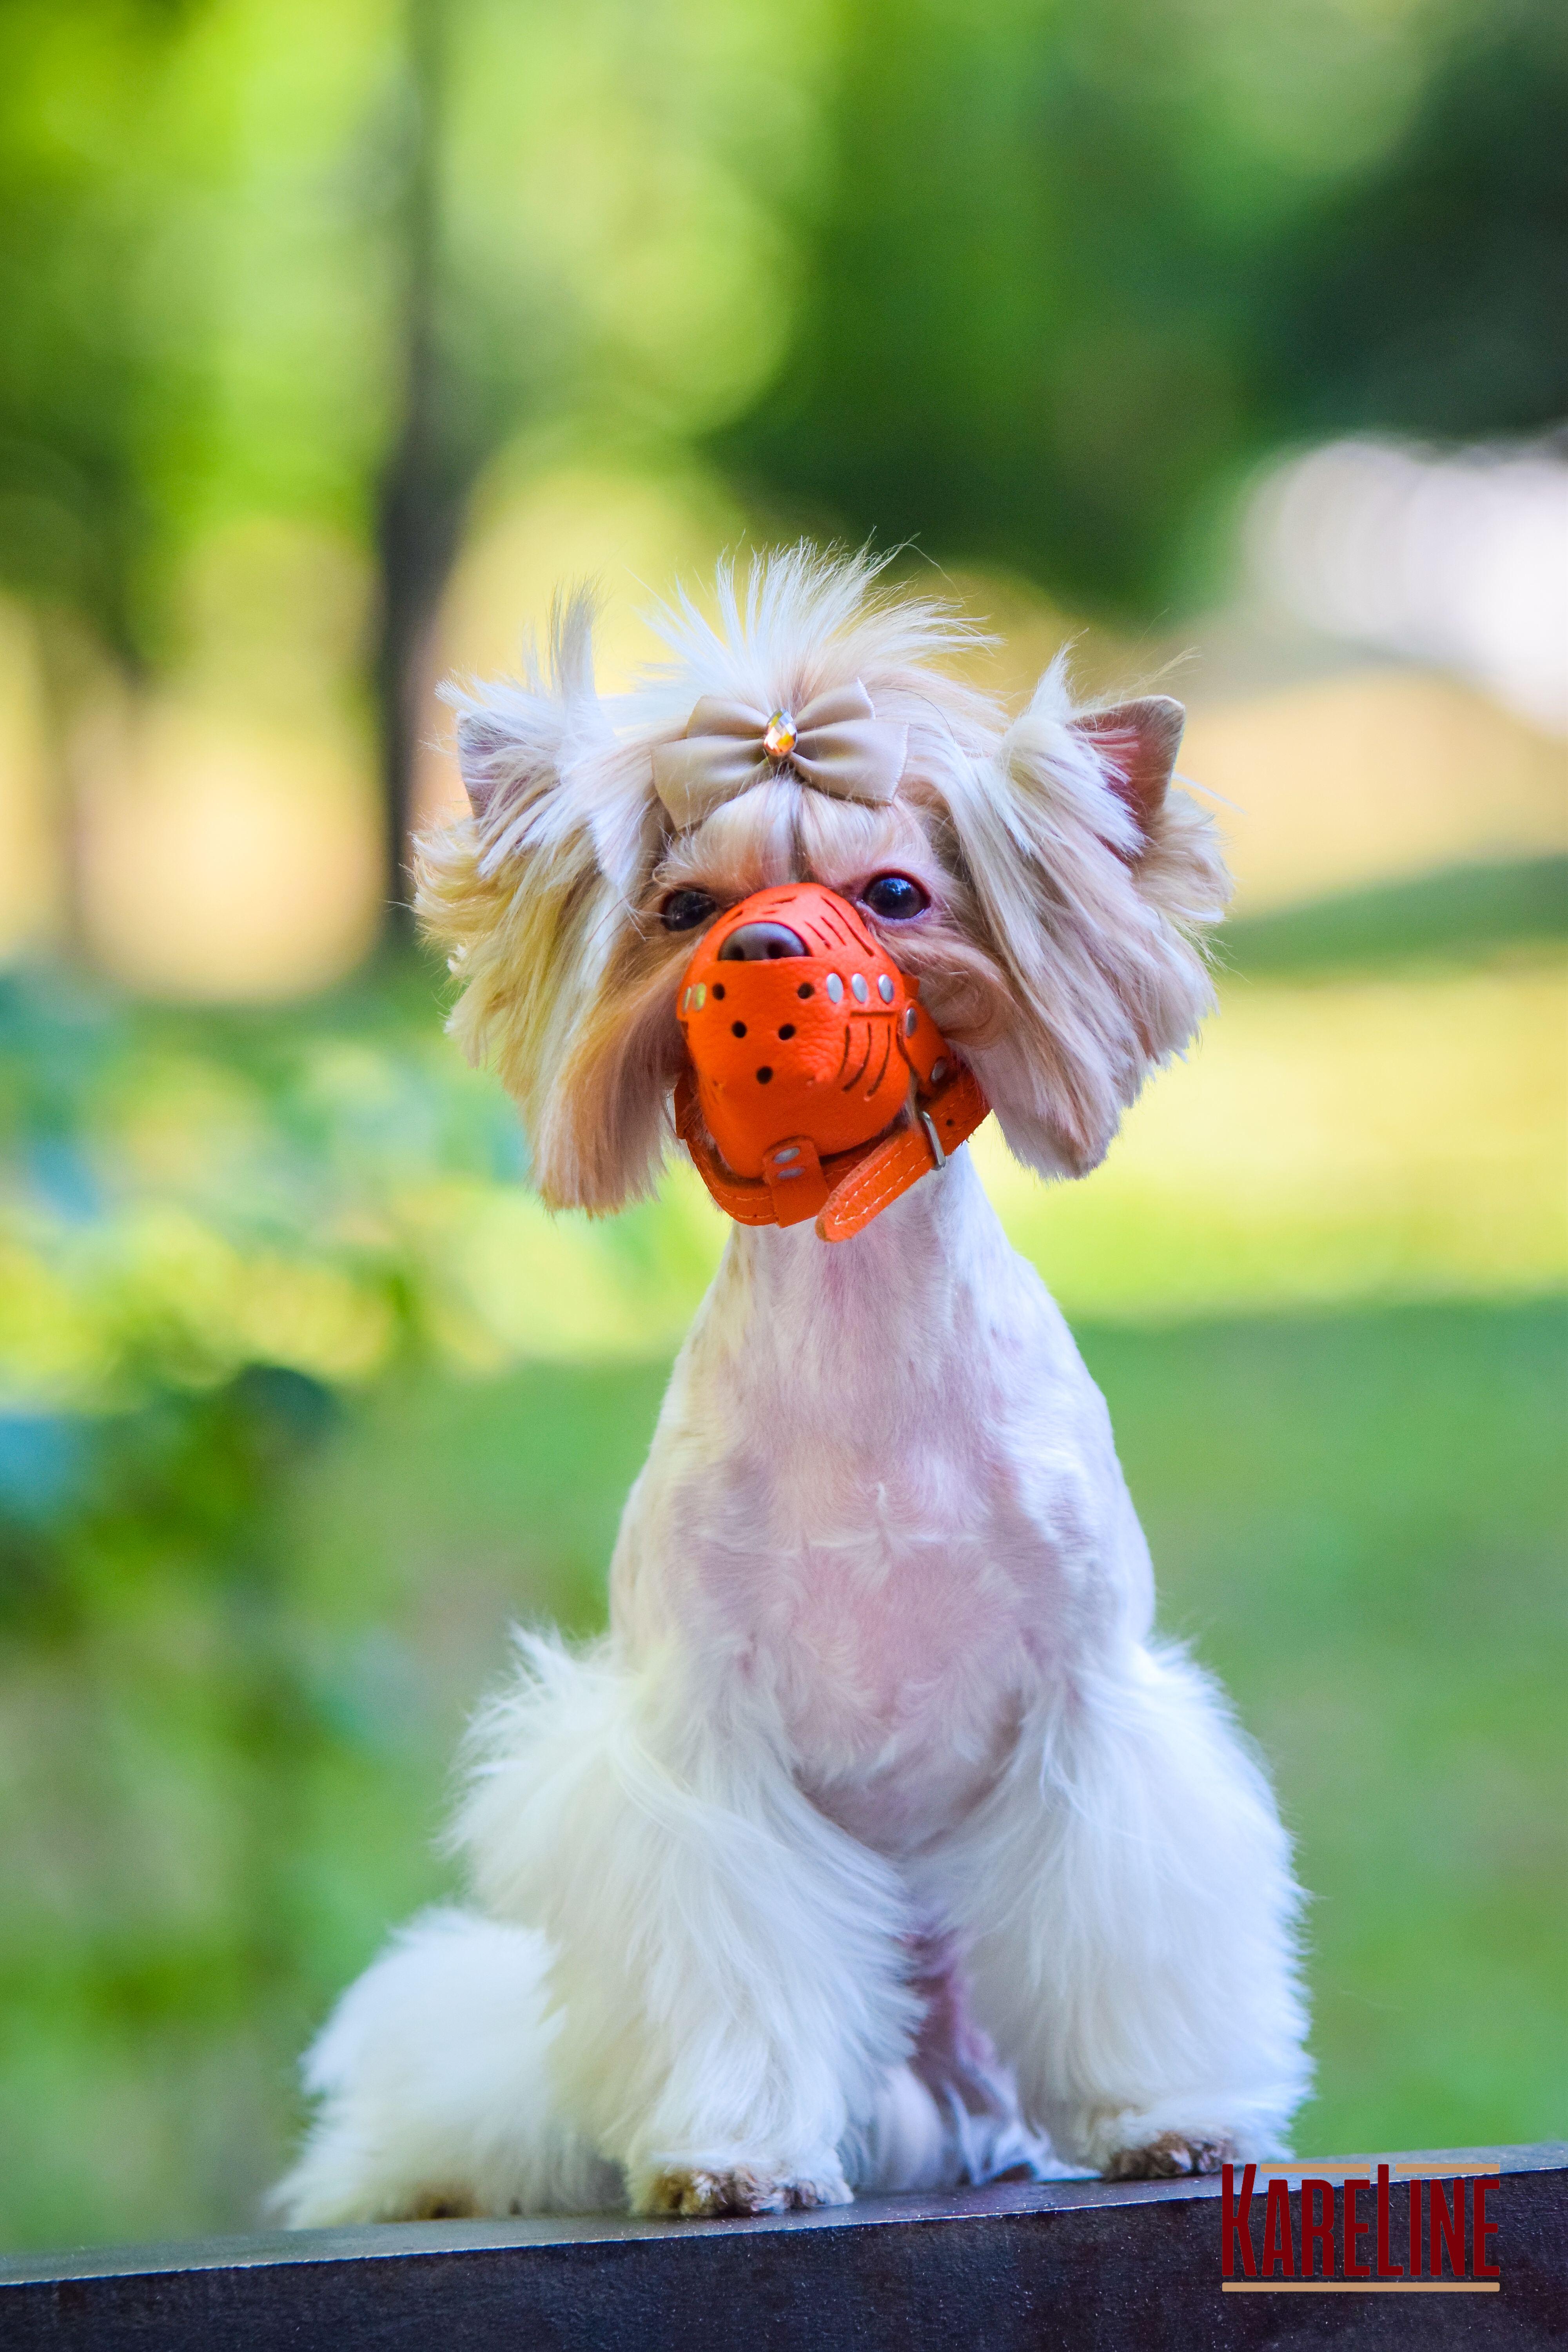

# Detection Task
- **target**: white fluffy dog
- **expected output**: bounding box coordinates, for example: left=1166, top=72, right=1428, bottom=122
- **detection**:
left=276, top=550, right=1309, bottom=2227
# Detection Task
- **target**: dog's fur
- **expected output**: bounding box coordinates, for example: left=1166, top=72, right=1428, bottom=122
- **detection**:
left=275, top=550, right=1310, bottom=2225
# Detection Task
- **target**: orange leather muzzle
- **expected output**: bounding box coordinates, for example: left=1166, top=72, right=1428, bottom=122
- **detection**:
left=674, top=883, right=989, bottom=1241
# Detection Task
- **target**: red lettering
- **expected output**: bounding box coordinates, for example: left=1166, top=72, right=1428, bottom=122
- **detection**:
left=1408, top=2176, right=1423, bottom=2277
left=1375, top=2163, right=1403, bottom=2277
left=1429, top=2178, right=1465, bottom=2277
left=1473, top=2176, right=1501, bottom=2279
left=1301, top=2178, right=1335, bottom=2279
left=1260, top=2178, right=1296, bottom=2276
left=1343, top=2177, right=1372, bottom=2278
left=1221, top=2162, right=1258, bottom=2277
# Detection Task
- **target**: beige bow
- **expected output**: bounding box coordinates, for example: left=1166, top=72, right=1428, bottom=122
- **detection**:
left=652, top=680, right=907, bottom=829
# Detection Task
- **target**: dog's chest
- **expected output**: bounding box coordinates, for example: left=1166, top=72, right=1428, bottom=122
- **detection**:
left=616, top=1167, right=1140, bottom=1844
left=685, top=1425, right=1096, bottom=1846
left=766, top=1481, right=1042, bottom=1848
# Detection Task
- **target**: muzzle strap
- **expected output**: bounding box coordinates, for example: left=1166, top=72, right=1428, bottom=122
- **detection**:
left=674, top=1056, right=988, bottom=1242
left=816, top=1062, right=988, bottom=1241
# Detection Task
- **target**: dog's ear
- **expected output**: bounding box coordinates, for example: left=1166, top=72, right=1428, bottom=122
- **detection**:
left=447, top=586, right=607, bottom=873
left=417, top=588, right=682, bottom=1215
left=1072, top=696, right=1185, bottom=850
left=935, top=661, right=1226, bottom=1183
left=456, top=702, right=554, bottom=828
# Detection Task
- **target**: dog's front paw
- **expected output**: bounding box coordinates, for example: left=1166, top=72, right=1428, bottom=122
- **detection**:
left=642, top=2163, right=853, bottom=2219
left=1104, top=2131, right=1234, bottom=2181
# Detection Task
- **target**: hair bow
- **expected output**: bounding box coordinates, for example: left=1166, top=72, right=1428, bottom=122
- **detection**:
left=652, top=681, right=907, bottom=829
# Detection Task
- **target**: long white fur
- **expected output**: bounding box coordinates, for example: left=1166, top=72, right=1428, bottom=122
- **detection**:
left=275, top=550, right=1309, bottom=2225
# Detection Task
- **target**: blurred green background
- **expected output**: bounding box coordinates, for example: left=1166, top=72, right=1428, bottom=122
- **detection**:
left=1, top=0, right=1565, bottom=2252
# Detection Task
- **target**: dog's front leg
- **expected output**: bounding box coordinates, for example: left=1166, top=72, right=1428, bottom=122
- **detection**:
left=929, top=1641, right=1312, bottom=2177
left=459, top=1633, right=918, bottom=2217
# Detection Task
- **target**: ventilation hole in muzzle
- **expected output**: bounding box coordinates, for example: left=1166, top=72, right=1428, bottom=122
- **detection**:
left=756, top=1067, right=774, bottom=1084
left=777, top=1024, right=795, bottom=1039
left=731, top=1022, right=747, bottom=1037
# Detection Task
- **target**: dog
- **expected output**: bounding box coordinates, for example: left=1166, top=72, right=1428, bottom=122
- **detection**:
left=275, top=548, right=1310, bottom=2225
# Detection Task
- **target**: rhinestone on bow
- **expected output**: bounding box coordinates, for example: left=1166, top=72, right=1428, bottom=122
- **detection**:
left=762, top=710, right=798, bottom=759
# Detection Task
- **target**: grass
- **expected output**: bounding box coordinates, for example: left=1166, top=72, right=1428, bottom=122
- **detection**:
left=1221, top=855, right=1568, bottom=982
left=289, top=1296, right=1568, bottom=2160
left=981, top=954, right=1568, bottom=1321
left=1, top=1296, right=1563, bottom=2255
left=1076, top=1301, right=1567, bottom=2161
left=2, top=866, right=1564, bottom=2248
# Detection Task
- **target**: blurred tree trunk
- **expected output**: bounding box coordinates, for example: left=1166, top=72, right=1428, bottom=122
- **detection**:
left=374, top=0, right=465, bottom=933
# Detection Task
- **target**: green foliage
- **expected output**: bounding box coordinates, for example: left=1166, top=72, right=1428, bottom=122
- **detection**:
left=724, top=0, right=1259, bottom=610
left=2, top=0, right=1561, bottom=698
left=0, top=1363, right=344, bottom=2246
left=0, top=0, right=174, bottom=651
left=0, top=949, right=475, bottom=2245
left=0, top=956, right=524, bottom=1414
left=720, top=0, right=1568, bottom=613
left=0, top=0, right=811, bottom=699
left=0, top=0, right=396, bottom=666
left=1260, top=5, right=1568, bottom=437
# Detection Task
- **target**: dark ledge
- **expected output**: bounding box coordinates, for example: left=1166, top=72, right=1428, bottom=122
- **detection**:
left=2, top=2144, right=1564, bottom=2349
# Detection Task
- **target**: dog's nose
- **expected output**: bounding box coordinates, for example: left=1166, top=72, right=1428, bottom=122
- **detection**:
left=717, top=922, right=808, bottom=962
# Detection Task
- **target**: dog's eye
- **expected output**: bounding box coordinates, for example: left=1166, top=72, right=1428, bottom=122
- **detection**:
left=659, top=889, right=719, bottom=933
left=859, top=873, right=929, bottom=921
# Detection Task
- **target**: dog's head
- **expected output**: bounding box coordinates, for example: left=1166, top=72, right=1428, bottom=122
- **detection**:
left=416, top=548, right=1229, bottom=1214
